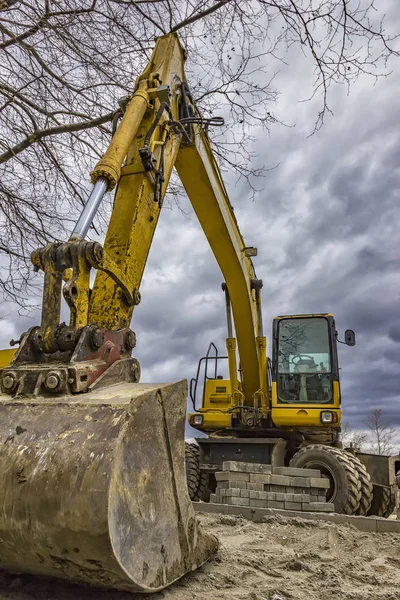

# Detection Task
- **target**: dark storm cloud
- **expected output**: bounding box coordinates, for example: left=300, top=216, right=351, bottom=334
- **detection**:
left=389, top=325, right=400, bottom=344
left=240, top=67, right=400, bottom=428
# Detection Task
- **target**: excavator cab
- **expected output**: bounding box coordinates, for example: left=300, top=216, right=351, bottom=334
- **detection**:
left=271, top=314, right=344, bottom=428
left=188, top=313, right=355, bottom=432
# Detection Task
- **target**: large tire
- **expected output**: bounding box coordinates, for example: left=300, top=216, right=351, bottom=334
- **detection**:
left=190, top=444, right=211, bottom=502
left=345, top=453, right=373, bottom=516
left=290, top=445, right=362, bottom=515
left=185, top=442, right=200, bottom=500
left=381, top=488, right=396, bottom=518
left=382, top=490, right=396, bottom=519
left=368, top=486, right=396, bottom=518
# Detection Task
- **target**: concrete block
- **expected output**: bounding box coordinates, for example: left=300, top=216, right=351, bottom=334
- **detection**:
left=225, top=488, right=241, bottom=497
left=276, top=492, right=293, bottom=502
left=216, top=480, right=230, bottom=489
left=269, top=474, right=291, bottom=486
left=267, top=485, right=281, bottom=492
left=318, top=495, right=327, bottom=503
left=216, top=471, right=250, bottom=482
left=290, top=477, right=311, bottom=488
left=250, top=499, right=268, bottom=508
left=310, top=489, right=319, bottom=497
left=285, top=501, right=303, bottom=511
left=303, top=502, right=335, bottom=512
left=376, top=519, right=400, bottom=534
left=247, top=482, right=264, bottom=491
left=273, top=466, right=321, bottom=478
left=266, top=501, right=285, bottom=509
left=223, top=461, right=272, bottom=474
left=240, top=489, right=250, bottom=498
left=293, top=494, right=310, bottom=503
left=210, top=493, right=220, bottom=503
left=193, top=502, right=400, bottom=534
left=310, top=477, right=330, bottom=489
left=249, top=490, right=275, bottom=500
left=250, top=473, right=271, bottom=484
left=258, top=491, right=275, bottom=501
left=238, top=481, right=249, bottom=489
left=226, top=480, right=248, bottom=489
left=226, top=496, right=250, bottom=507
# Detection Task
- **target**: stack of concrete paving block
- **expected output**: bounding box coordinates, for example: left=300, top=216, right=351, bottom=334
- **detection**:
left=210, top=461, right=334, bottom=512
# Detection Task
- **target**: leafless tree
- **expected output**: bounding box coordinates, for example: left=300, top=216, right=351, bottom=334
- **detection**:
left=365, top=408, right=396, bottom=456
left=340, top=420, right=368, bottom=451
left=0, top=1, right=398, bottom=305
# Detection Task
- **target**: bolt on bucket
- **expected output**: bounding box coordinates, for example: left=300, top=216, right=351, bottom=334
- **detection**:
left=0, top=380, right=218, bottom=592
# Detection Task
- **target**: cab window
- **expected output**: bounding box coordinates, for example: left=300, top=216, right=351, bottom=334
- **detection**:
left=277, top=318, right=333, bottom=404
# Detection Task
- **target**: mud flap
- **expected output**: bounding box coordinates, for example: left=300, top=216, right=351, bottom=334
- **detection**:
left=0, top=380, right=218, bottom=592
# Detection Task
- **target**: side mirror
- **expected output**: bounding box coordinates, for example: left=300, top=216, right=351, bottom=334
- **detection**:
left=344, top=329, right=356, bottom=346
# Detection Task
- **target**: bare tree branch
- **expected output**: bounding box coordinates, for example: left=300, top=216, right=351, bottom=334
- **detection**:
left=171, top=0, right=231, bottom=32
left=0, top=0, right=398, bottom=304
left=0, top=110, right=116, bottom=164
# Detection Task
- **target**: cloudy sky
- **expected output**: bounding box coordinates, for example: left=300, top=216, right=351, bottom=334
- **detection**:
left=0, top=0, right=399, bottom=445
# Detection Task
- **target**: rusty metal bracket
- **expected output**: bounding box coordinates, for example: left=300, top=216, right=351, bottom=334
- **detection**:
left=1, top=325, right=139, bottom=397
left=85, top=243, right=140, bottom=307
left=31, top=240, right=140, bottom=335
left=0, top=240, right=144, bottom=397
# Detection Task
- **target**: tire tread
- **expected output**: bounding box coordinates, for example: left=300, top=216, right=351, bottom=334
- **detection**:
left=290, top=444, right=362, bottom=515
left=185, top=442, right=200, bottom=500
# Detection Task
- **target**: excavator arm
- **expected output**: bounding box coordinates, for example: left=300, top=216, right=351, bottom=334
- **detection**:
left=66, top=32, right=267, bottom=412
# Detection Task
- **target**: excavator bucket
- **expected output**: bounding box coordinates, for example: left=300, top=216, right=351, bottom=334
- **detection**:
left=0, top=379, right=218, bottom=592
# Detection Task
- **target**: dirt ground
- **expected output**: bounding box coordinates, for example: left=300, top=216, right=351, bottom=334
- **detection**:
left=0, top=512, right=399, bottom=600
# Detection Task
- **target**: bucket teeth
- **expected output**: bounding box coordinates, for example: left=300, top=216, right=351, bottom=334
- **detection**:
left=0, top=380, right=218, bottom=592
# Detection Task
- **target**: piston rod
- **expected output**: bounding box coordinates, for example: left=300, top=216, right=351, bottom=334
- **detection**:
left=69, top=177, right=108, bottom=240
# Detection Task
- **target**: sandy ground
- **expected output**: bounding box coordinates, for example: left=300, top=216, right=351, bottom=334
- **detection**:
left=0, top=512, right=399, bottom=600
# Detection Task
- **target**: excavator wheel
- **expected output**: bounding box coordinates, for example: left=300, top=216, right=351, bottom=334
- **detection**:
left=0, top=381, right=218, bottom=592
left=344, top=453, right=373, bottom=516
left=368, top=485, right=396, bottom=518
left=189, top=443, right=211, bottom=502
left=381, top=488, right=396, bottom=518
left=194, top=471, right=211, bottom=502
left=185, top=442, right=200, bottom=500
left=290, top=445, right=361, bottom=515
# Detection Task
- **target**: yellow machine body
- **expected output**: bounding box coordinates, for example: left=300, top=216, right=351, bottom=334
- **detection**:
left=271, top=381, right=341, bottom=428
left=189, top=313, right=342, bottom=435
left=0, top=348, right=15, bottom=368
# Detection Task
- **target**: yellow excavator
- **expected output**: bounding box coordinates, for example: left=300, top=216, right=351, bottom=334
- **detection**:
left=0, top=31, right=397, bottom=594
